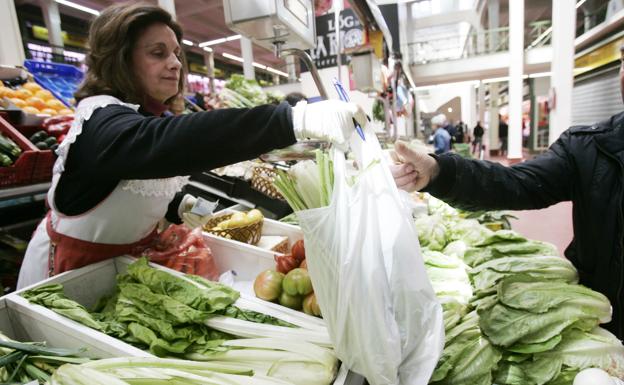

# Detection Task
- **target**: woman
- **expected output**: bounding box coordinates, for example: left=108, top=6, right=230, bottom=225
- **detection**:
left=17, top=3, right=366, bottom=288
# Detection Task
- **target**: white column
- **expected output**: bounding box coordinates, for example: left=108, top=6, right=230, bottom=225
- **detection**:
left=158, top=0, right=176, bottom=19
left=240, top=37, right=255, bottom=80
left=549, top=0, right=575, bottom=144
left=507, top=0, right=524, bottom=159
left=488, top=0, right=500, bottom=51
left=478, top=80, right=487, bottom=151
left=478, top=80, right=486, bottom=123
left=40, top=0, right=64, bottom=56
left=0, top=0, right=25, bottom=66
left=489, top=82, right=500, bottom=151
left=203, top=49, right=214, bottom=93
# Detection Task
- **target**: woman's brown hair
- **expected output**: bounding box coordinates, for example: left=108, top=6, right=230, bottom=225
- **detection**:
left=75, top=2, right=187, bottom=105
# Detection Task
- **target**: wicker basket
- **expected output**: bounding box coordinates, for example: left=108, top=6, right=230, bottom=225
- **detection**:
left=202, top=213, right=263, bottom=245
left=251, top=166, right=284, bottom=200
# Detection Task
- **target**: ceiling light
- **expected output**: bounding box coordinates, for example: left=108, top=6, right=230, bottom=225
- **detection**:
left=221, top=53, right=288, bottom=77
left=576, top=0, right=587, bottom=9
left=266, top=67, right=288, bottom=77
left=182, top=39, right=194, bottom=46
left=199, top=35, right=241, bottom=47
left=447, top=107, right=453, bottom=113
left=222, top=52, right=244, bottom=62
left=203, top=47, right=213, bottom=52
left=55, top=0, right=99, bottom=15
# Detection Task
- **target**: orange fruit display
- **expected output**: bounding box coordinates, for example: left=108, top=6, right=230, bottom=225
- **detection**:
left=9, top=98, right=26, bottom=108
left=46, top=99, right=65, bottom=111
left=2, top=89, right=16, bottom=99
left=22, top=106, right=40, bottom=114
left=26, top=97, right=47, bottom=110
left=57, top=108, right=73, bottom=115
left=14, top=89, right=33, bottom=100
left=40, top=108, right=57, bottom=115
left=34, top=89, right=53, bottom=100
left=22, top=82, right=42, bottom=91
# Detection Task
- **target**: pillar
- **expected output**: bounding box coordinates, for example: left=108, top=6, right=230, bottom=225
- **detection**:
left=40, top=0, right=64, bottom=57
left=158, top=0, right=176, bottom=19
left=507, top=0, right=524, bottom=160
left=488, top=0, right=500, bottom=51
left=478, top=80, right=486, bottom=125
left=489, top=82, right=500, bottom=152
left=0, top=0, right=25, bottom=66
left=203, top=49, right=214, bottom=93
left=240, top=37, right=255, bottom=80
left=549, top=0, right=575, bottom=144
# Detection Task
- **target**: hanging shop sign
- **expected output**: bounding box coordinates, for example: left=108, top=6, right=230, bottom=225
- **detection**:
left=304, top=8, right=364, bottom=70
left=574, top=35, right=624, bottom=76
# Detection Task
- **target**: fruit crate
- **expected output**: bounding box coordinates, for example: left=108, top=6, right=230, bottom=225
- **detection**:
left=0, top=114, right=53, bottom=187
left=23, top=60, right=83, bottom=108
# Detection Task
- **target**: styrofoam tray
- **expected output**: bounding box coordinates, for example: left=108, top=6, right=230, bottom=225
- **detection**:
left=3, top=257, right=364, bottom=385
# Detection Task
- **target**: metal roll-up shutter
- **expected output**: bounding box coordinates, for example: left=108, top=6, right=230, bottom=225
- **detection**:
left=572, top=65, right=622, bottom=126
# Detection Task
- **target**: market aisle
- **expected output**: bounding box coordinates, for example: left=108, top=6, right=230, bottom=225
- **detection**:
left=508, top=202, right=573, bottom=256
left=486, top=151, right=574, bottom=256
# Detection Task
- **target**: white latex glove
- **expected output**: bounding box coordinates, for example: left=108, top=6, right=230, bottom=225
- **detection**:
left=292, top=100, right=368, bottom=150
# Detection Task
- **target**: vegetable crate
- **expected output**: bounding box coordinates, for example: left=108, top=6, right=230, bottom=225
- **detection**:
left=3, top=258, right=152, bottom=359
left=0, top=114, right=52, bottom=187
left=0, top=298, right=19, bottom=340
left=23, top=60, right=83, bottom=108
left=2, top=257, right=364, bottom=385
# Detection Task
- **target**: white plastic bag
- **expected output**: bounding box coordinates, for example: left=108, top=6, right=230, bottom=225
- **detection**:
left=297, top=129, right=444, bottom=385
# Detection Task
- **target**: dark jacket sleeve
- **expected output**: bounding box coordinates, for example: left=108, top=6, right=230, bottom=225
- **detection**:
left=67, top=102, right=295, bottom=181
left=424, top=130, right=575, bottom=211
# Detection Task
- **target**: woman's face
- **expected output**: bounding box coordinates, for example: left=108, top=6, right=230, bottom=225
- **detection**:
left=132, top=23, right=182, bottom=103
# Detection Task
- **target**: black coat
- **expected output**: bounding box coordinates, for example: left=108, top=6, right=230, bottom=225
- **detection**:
left=426, top=111, right=624, bottom=339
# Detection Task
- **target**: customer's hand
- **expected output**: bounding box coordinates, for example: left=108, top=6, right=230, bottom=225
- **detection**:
left=389, top=141, right=440, bottom=192
left=292, top=100, right=367, bottom=150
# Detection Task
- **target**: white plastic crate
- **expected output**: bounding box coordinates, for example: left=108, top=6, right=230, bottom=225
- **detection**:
left=3, top=258, right=150, bottom=359
left=204, top=208, right=304, bottom=282
left=0, top=298, right=17, bottom=339
left=3, top=257, right=364, bottom=385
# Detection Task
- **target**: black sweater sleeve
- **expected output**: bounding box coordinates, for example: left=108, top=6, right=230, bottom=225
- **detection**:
left=55, top=102, right=295, bottom=215
left=423, top=130, right=575, bottom=211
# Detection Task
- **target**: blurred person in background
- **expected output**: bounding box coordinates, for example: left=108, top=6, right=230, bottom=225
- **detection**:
left=472, top=121, right=484, bottom=155
left=430, top=114, right=451, bottom=155
left=498, top=115, right=509, bottom=156
left=386, top=45, right=624, bottom=339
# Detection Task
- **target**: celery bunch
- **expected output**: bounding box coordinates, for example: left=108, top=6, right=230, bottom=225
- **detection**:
left=273, top=151, right=334, bottom=212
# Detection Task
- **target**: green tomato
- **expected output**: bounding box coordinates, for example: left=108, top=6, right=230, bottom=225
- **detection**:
left=254, top=270, right=284, bottom=301
left=302, top=292, right=322, bottom=317
left=279, top=291, right=303, bottom=310
left=282, top=268, right=313, bottom=296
